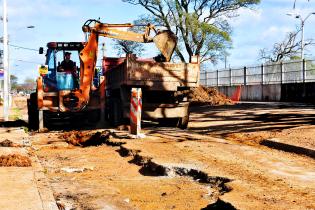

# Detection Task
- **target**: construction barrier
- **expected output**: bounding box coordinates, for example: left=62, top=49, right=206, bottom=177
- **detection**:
left=231, top=85, right=242, bottom=102
left=130, top=88, right=142, bottom=136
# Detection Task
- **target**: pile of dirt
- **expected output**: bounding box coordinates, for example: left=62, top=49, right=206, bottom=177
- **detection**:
left=0, top=154, right=32, bottom=167
left=60, top=130, right=111, bottom=147
left=225, top=131, right=278, bottom=146
left=189, top=86, right=234, bottom=106
left=0, top=139, right=20, bottom=147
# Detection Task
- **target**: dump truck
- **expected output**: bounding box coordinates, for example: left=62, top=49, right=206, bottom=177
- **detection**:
left=103, top=54, right=199, bottom=128
left=27, top=19, right=199, bottom=130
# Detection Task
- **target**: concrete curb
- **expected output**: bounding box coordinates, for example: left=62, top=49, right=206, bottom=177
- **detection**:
left=31, top=155, right=59, bottom=210
left=260, top=139, right=315, bottom=159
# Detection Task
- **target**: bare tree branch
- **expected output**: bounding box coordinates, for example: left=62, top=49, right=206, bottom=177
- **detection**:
left=259, top=29, right=314, bottom=62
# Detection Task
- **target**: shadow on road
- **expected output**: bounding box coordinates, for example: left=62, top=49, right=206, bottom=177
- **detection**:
left=188, top=103, right=315, bottom=136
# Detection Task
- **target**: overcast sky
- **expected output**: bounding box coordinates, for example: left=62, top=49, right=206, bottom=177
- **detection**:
left=1, top=0, right=315, bottom=82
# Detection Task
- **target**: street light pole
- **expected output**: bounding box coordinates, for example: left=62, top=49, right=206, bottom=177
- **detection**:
left=287, top=12, right=315, bottom=59
left=300, top=19, right=304, bottom=60
left=2, top=0, right=9, bottom=121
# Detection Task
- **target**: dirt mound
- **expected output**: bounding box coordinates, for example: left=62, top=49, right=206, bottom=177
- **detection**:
left=0, top=140, right=21, bottom=147
left=189, top=86, right=234, bottom=106
left=0, top=154, right=32, bottom=167
left=60, top=130, right=111, bottom=147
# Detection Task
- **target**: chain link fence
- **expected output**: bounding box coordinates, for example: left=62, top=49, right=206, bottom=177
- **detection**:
left=200, top=59, right=315, bottom=87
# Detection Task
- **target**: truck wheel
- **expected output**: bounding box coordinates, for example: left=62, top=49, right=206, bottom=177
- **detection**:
left=158, top=118, right=179, bottom=127
left=87, top=109, right=101, bottom=123
left=27, top=93, right=39, bottom=131
left=108, top=98, right=122, bottom=126
left=178, top=115, right=189, bottom=129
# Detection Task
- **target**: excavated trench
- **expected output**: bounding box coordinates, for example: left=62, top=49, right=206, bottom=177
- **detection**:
left=118, top=145, right=232, bottom=197
left=118, top=145, right=236, bottom=209
left=59, top=131, right=236, bottom=209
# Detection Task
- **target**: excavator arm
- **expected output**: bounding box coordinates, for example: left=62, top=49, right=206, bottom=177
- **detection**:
left=82, top=19, right=177, bottom=60
left=74, top=19, right=177, bottom=112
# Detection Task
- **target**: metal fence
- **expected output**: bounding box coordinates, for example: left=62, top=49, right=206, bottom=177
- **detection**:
left=200, top=59, right=315, bottom=87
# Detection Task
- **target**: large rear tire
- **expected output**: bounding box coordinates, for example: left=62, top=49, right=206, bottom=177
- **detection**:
left=158, top=118, right=179, bottom=127
left=27, top=93, right=39, bottom=131
left=108, top=98, right=123, bottom=126
left=178, top=115, right=189, bottom=129
left=158, top=116, right=189, bottom=129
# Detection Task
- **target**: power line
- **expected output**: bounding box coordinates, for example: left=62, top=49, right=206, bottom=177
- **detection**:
left=15, top=59, right=40, bottom=64
left=8, top=44, right=38, bottom=51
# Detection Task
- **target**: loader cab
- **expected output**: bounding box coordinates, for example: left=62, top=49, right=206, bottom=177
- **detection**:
left=42, top=42, right=85, bottom=91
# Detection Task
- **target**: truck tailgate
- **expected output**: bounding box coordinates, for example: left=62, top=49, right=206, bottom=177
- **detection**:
left=105, top=55, right=199, bottom=91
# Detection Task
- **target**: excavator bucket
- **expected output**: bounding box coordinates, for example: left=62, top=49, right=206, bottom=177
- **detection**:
left=153, top=30, right=177, bottom=62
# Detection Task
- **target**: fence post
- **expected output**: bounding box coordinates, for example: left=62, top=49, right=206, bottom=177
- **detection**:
left=280, top=62, right=283, bottom=84
left=244, top=66, right=247, bottom=85
left=302, top=59, right=306, bottom=83
left=216, top=70, right=219, bottom=87
left=205, top=71, right=208, bottom=87
left=229, top=68, right=232, bottom=86
left=261, top=64, right=264, bottom=85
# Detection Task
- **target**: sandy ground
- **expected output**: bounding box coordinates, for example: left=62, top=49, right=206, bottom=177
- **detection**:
left=28, top=103, right=315, bottom=210
left=1, top=97, right=315, bottom=209
left=0, top=122, right=58, bottom=210
left=189, top=103, right=315, bottom=150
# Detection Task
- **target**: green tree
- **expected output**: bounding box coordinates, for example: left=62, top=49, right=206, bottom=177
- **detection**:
left=113, top=20, right=146, bottom=56
left=123, top=0, right=260, bottom=63
left=10, top=74, right=18, bottom=90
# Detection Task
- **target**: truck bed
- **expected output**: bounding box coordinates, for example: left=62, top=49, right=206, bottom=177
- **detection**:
left=104, top=54, right=199, bottom=91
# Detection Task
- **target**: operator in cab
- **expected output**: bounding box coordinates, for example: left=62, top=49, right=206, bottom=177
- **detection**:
left=58, top=52, right=77, bottom=76
left=58, top=52, right=78, bottom=89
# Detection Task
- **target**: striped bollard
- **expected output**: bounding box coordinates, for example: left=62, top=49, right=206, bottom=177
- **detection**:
left=130, top=88, right=142, bottom=136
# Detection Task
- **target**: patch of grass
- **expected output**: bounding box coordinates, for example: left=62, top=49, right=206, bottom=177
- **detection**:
left=22, top=126, right=29, bottom=133
left=9, top=107, right=22, bottom=121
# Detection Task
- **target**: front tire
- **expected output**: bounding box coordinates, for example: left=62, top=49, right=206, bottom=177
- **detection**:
left=27, top=93, right=39, bottom=131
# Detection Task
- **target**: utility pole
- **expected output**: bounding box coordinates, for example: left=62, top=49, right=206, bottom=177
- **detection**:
left=2, top=0, right=9, bottom=121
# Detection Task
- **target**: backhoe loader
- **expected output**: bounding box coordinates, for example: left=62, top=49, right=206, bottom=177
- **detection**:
left=28, top=19, right=199, bottom=130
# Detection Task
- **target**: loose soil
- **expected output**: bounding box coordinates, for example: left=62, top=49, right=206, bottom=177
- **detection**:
left=189, top=86, right=234, bottom=106
left=0, top=139, right=21, bottom=147
left=0, top=154, right=31, bottom=167
left=60, top=130, right=112, bottom=147
left=34, top=137, right=214, bottom=210
left=3, top=96, right=315, bottom=209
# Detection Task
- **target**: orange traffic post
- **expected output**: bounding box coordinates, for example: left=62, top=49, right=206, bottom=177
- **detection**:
left=130, top=88, right=142, bottom=136
left=231, top=85, right=242, bottom=102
